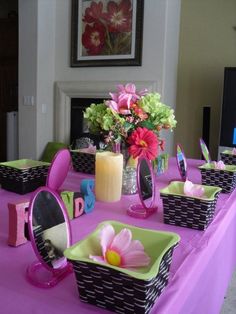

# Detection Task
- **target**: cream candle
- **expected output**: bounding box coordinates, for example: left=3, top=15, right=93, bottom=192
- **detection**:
left=95, top=152, right=123, bottom=202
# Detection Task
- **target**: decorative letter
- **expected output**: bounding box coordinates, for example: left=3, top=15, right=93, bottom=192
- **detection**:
left=8, top=200, right=30, bottom=247
left=80, top=179, right=95, bottom=213
left=74, top=197, right=84, bottom=218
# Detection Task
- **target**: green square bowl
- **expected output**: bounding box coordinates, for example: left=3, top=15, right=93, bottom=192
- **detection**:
left=160, top=180, right=221, bottom=200
left=64, top=220, right=180, bottom=281
left=64, top=221, right=180, bottom=314
left=198, top=162, right=236, bottom=193
left=160, top=181, right=221, bottom=230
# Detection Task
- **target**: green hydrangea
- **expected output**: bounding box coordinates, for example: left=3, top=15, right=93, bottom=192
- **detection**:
left=138, top=93, right=177, bottom=129
left=84, top=102, right=126, bottom=135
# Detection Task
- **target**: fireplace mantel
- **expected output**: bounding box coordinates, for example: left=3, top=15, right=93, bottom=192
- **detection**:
left=54, top=80, right=157, bottom=144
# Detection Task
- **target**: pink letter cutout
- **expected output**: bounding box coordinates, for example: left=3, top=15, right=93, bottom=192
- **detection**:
left=8, top=200, right=30, bottom=247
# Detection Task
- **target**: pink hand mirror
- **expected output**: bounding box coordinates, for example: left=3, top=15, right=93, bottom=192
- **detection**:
left=26, top=149, right=72, bottom=288
left=127, top=157, right=157, bottom=218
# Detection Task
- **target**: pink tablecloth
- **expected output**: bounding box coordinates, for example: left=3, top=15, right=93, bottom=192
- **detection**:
left=0, top=158, right=236, bottom=314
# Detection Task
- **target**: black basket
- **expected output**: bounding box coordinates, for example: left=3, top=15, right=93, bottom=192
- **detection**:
left=70, top=151, right=95, bottom=174
left=220, top=153, right=236, bottom=165
left=69, top=246, right=176, bottom=314
left=0, top=164, right=49, bottom=194
left=160, top=192, right=220, bottom=230
left=199, top=168, right=236, bottom=193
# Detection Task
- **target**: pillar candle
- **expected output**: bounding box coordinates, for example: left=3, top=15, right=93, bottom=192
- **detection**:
left=95, top=152, right=123, bottom=202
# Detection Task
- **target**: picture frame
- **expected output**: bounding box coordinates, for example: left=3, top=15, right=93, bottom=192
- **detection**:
left=71, top=0, right=144, bottom=67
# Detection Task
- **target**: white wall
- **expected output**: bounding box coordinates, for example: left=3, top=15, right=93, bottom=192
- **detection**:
left=19, top=0, right=56, bottom=159
left=19, top=0, right=38, bottom=158
left=36, top=0, right=56, bottom=158
left=19, top=0, right=181, bottom=159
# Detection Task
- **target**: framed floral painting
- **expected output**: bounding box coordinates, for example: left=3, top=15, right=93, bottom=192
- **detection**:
left=71, top=0, right=144, bottom=67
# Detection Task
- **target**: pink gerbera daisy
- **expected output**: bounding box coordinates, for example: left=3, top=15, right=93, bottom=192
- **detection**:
left=128, top=127, right=158, bottom=160
left=89, top=224, right=150, bottom=268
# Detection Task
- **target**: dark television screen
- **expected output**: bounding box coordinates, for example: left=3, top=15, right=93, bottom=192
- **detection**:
left=220, top=67, right=236, bottom=147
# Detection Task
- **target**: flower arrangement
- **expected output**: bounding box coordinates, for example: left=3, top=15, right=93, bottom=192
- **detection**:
left=82, top=0, right=133, bottom=56
left=84, top=83, right=177, bottom=161
left=89, top=223, right=150, bottom=268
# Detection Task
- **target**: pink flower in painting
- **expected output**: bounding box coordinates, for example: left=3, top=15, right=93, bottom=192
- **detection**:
left=89, top=224, right=150, bottom=268
left=82, top=23, right=106, bottom=55
left=105, top=0, right=132, bottom=33
left=82, top=1, right=106, bottom=23
left=106, top=83, right=148, bottom=115
left=128, top=127, right=158, bottom=160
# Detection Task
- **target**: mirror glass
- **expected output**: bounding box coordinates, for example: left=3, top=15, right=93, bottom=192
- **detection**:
left=199, top=138, right=211, bottom=163
left=176, top=144, right=188, bottom=181
left=27, top=187, right=72, bottom=288
left=127, top=157, right=157, bottom=218
left=31, top=190, right=69, bottom=269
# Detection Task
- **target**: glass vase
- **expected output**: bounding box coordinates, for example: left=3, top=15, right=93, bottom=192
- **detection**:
left=122, top=166, right=137, bottom=195
left=113, top=141, right=137, bottom=195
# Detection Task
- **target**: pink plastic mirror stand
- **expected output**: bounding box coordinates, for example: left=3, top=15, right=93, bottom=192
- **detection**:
left=26, top=186, right=72, bottom=288
left=46, top=149, right=71, bottom=192
left=127, top=157, right=157, bottom=219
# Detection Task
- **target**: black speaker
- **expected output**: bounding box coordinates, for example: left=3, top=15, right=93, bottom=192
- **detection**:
left=202, top=106, right=211, bottom=147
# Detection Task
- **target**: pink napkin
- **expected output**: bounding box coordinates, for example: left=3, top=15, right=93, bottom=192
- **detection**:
left=213, top=160, right=226, bottom=170
left=79, top=145, right=96, bottom=154
left=184, top=180, right=205, bottom=198
left=232, top=148, right=236, bottom=155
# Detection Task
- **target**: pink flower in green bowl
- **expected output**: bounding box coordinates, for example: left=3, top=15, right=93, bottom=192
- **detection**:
left=89, top=224, right=150, bottom=268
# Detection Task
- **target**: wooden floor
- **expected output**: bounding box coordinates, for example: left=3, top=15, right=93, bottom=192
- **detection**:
left=221, top=271, right=236, bottom=313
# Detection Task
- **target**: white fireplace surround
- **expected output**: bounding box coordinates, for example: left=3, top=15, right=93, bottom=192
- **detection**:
left=54, top=80, right=157, bottom=144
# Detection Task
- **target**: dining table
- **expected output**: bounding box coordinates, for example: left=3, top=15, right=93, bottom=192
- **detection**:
left=0, top=157, right=236, bottom=314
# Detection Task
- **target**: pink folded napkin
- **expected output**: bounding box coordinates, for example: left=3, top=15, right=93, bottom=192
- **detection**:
left=232, top=148, right=236, bottom=155
left=79, top=145, right=96, bottom=154
left=213, top=160, right=226, bottom=170
left=184, top=180, right=205, bottom=198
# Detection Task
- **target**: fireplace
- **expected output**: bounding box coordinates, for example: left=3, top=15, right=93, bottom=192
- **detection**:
left=70, top=97, right=105, bottom=147
left=54, top=81, right=157, bottom=145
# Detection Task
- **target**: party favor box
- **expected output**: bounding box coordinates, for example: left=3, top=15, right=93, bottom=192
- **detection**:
left=64, top=221, right=180, bottom=314
left=220, top=150, right=236, bottom=165
left=0, top=159, right=50, bottom=194
left=160, top=181, right=221, bottom=230
left=199, top=163, right=236, bottom=193
left=70, top=150, right=95, bottom=174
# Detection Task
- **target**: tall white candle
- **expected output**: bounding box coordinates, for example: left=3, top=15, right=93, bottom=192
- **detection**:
left=95, top=152, right=123, bottom=202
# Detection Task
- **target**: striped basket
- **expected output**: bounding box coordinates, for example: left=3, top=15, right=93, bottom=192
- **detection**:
left=160, top=181, right=221, bottom=230
left=220, top=151, right=236, bottom=165
left=199, top=164, right=236, bottom=193
left=64, top=221, right=180, bottom=314
left=0, top=159, right=50, bottom=194
left=70, top=150, right=95, bottom=174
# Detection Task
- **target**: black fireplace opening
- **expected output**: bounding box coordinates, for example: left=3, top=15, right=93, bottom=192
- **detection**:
left=70, top=98, right=105, bottom=148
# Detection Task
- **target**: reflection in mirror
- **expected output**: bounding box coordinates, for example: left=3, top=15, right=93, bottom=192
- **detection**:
left=176, top=144, right=188, bottom=181
left=199, top=138, right=211, bottom=163
left=27, top=187, right=72, bottom=288
left=32, top=190, right=67, bottom=268
left=127, top=157, right=157, bottom=218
